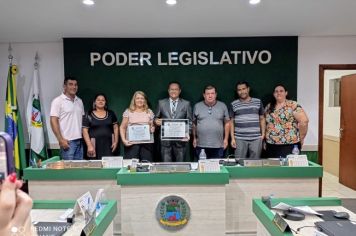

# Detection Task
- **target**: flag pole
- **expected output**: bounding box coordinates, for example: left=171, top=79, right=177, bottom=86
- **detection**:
left=8, top=43, right=16, bottom=108
left=34, top=52, right=39, bottom=69
left=8, top=43, right=13, bottom=65
left=28, top=54, right=37, bottom=167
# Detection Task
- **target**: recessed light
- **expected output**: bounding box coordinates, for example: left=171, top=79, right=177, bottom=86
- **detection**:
left=249, top=0, right=261, bottom=5
left=83, top=0, right=95, bottom=6
left=166, top=0, right=177, bottom=6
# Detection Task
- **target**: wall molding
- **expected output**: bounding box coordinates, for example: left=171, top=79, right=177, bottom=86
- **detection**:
left=302, top=145, right=318, bottom=151
left=323, top=135, right=340, bottom=142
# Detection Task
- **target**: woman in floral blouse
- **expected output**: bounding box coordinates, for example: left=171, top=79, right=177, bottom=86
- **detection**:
left=265, top=84, right=309, bottom=157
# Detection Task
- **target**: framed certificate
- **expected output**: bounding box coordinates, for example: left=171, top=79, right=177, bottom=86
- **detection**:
left=127, top=123, right=154, bottom=144
left=161, top=119, right=189, bottom=141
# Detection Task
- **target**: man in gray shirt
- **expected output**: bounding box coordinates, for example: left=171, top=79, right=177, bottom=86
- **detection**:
left=229, top=81, right=265, bottom=158
left=193, top=85, right=230, bottom=159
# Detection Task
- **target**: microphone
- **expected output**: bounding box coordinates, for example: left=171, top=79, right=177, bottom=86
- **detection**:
left=225, top=154, right=241, bottom=160
left=220, top=154, right=240, bottom=166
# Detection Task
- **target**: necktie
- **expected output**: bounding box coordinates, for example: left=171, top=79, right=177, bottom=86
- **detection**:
left=172, top=100, right=177, bottom=118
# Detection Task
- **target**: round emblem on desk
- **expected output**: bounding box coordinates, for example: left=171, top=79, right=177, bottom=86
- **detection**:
left=156, top=195, right=190, bottom=231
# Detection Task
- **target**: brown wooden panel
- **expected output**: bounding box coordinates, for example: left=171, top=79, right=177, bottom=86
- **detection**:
left=340, top=74, right=356, bottom=190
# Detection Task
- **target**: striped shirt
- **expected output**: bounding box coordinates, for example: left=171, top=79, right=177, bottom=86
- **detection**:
left=229, top=98, right=264, bottom=140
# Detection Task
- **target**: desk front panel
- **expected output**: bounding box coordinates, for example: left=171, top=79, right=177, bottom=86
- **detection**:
left=121, top=185, right=226, bottom=236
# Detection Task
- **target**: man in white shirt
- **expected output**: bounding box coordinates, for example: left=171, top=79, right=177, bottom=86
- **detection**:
left=50, top=77, right=84, bottom=160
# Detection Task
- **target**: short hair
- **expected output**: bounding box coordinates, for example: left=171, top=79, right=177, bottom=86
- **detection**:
left=236, top=81, right=250, bottom=89
left=64, top=76, right=77, bottom=85
left=203, top=85, right=217, bottom=93
left=168, top=81, right=181, bottom=89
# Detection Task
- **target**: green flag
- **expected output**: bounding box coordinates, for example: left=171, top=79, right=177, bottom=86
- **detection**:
left=5, top=65, right=27, bottom=175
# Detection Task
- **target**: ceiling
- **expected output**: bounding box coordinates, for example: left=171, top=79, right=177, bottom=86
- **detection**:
left=0, top=0, right=355, bottom=43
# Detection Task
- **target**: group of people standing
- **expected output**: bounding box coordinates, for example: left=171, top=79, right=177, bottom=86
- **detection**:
left=230, top=82, right=309, bottom=159
left=50, top=77, right=309, bottom=161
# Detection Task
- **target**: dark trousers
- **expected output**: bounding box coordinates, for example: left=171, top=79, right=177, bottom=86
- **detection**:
left=195, top=146, right=224, bottom=159
left=265, top=142, right=301, bottom=158
left=161, top=141, right=187, bottom=162
left=124, top=143, right=153, bottom=162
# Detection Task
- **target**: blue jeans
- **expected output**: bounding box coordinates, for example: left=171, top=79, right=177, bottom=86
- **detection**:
left=60, top=139, right=83, bottom=160
left=195, top=146, right=224, bottom=159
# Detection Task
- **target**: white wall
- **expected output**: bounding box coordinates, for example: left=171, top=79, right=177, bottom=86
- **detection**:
left=1, top=37, right=356, bottom=149
left=0, top=42, right=64, bottom=147
left=298, top=36, right=356, bottom=150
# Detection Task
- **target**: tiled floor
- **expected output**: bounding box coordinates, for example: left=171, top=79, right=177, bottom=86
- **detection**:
left=322, top=171, right=356, bottom=198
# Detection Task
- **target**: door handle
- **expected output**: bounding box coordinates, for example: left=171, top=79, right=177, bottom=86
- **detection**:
left=340, top=128, right=344, bottom=138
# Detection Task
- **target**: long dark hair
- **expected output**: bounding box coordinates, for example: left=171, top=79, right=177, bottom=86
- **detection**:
left=267, top=84, right=288, bottom=114
left=91, top=93, right=109, bottom=112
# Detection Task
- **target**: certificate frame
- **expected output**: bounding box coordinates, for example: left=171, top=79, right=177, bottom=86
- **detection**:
left=127, top=123, right=154, bottom=144
left=160, top=119, right=189, bottom=141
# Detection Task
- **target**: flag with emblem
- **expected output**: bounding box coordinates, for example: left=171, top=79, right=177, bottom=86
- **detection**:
left=5, top=65, right=27, bottom=174
left=26, top=65, right=48, bottom=162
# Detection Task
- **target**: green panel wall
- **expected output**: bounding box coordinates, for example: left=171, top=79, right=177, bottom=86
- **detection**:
left=63, top=37, right=298, bottom=160
left=64, top=37, right=297, bottom=112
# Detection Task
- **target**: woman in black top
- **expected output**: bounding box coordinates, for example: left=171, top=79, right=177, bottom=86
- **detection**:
left=82, top=93, right=119, bottom=159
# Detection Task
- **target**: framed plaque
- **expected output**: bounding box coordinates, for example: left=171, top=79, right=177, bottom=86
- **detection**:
left=161, top=119, right=189, bottom=141
left=127, top=123, right=154, bottom=144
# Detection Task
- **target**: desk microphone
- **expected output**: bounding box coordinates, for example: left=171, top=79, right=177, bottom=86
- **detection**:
left=225, top=154, right=241, bottom=160
left=220, top=154, right=240, bottom=166
left=283, top=209, right=305, bottom=221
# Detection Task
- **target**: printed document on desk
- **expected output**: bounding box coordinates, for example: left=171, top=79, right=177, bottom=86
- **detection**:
left=272, top=202, right=322, bottom=215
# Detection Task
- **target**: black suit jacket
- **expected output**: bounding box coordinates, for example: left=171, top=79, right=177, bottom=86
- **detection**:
left=155, top=98, right=192, bottom=146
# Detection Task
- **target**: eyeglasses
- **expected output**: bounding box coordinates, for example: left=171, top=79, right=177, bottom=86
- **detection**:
left=208, top=106, right=212, bottom=115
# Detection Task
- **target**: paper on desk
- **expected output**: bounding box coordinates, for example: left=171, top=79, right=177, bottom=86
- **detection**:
left=190, top=163, right=198, bottom=170
left=272, top=202, right=322, bottom=216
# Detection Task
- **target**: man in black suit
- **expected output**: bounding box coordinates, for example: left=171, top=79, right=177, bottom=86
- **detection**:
left=155, top=82, right=192, bottom=162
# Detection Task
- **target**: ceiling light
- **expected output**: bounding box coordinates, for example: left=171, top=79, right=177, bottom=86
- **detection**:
left=166, top=0, right=177, bottom=6
left=249, top=0, right=261, bottom=5
left=83, top=0, right=95, bottom=6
